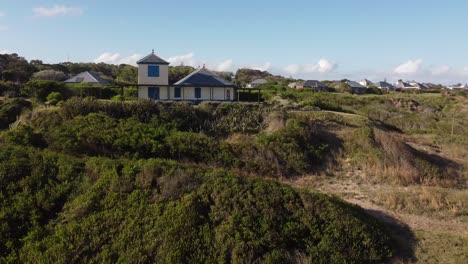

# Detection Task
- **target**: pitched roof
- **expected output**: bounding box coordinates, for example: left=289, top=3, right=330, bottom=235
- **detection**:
left=64, top=71, right=110, bottom=85
left=174, top=67, right=234, bottom=87
left=395, top=81, right=419, bottom=88
left=303, top=80, right=328, bottom=88
left=251, top=79, right=268, bottom=84
left=346, top=80, right=365, bottom=88
left=373, top=81, right=394, bottom=88
left=137, top=51, right=170, bottom=65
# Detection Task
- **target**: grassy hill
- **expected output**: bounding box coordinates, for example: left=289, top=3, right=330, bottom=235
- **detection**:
left=0, top=91, right=467, bottom=263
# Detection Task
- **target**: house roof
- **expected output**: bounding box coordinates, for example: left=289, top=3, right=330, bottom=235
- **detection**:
left=64, top=71, right=110, bottom=85
left=360, top=79, right=373, bottom=85
left=373, top=81, right=394, bottom=88
left=251, top=78, right=268, bottom=84
left=303, top=80, right=328, bottom=88
left=174, top=66, right=234, bottom=87
left=396, top=81, right=419, bottom=88
left=346, top=80, right=365, bottom=88
left=137, top=51, right=170, bottom=65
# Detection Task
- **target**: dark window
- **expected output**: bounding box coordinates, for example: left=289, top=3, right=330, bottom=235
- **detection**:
left=195, top=87, right=201, bottom=99
left=148, top=87, right=159, bottom=99
left=148, top=65, right=159, bottom=77
left=174, top=87, right=181, bottom=98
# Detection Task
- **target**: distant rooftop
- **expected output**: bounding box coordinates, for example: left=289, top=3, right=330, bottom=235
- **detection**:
left=174, top=66, right=234, bottom=87
left=64, top=71, right=110, bottom=85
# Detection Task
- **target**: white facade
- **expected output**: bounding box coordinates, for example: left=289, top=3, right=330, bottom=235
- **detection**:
left=138, top=86, right=235, bottom=101
left=138, top=64, right=169, bottom=86
left=137, top=51, right=236, bottom=102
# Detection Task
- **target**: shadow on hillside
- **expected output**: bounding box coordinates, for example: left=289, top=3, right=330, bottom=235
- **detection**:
left=310, top=125, right=344, bottom=175
left=365, top=208, right=417, bottom=263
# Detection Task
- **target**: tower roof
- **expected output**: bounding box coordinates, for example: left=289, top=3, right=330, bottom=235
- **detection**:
left=137, top=50, right=170, bottom=65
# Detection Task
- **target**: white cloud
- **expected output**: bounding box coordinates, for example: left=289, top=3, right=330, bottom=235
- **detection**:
left=284, top=64, right=300, bottom=75
left=0, top=49, right=10, bottom=54
left=431, top=65, right=451, bottom=75
left=216, top=59, right=233, bottom=72
left=394, top=59, right=423, bottom=74
left=33, top=5, right=83, bottom=17
left=250, top=62, right=272, bottom=72
left=284, top=58, right=337, bottom=76
left=94, top=52, right=141, bottom=66
left=167, top=52, right=197, bottom=67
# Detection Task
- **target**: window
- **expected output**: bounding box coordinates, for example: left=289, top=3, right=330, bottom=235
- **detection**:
left=194, top=87, right=201, bottom=99
left=174, top=87, right=181, bottom=98
left=148, top=65, right=159, bottom=77
left=148, top=87, right=159, bottom=100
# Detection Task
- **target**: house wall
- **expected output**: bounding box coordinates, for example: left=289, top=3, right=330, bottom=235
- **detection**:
left=138, top=64, right=169, bottom=85
left=138, top=86, right=236, bottom=101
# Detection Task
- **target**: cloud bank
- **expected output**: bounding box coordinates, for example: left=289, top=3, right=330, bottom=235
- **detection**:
left=394, top=59, right=423, bottom=75
left=284, top=59, right=337, bottom=75
left=33, top=5, right=83, bottom=17
left=92, top=52, right=468, bottom=84
left=94, top=52, right=141, bottom=66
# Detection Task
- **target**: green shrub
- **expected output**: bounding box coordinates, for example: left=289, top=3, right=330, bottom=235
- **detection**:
left=0, top=98, right=32, bottom=129
left=21, top=80, right=69, bottom=101
left=46, top=92, right=62, bottom=106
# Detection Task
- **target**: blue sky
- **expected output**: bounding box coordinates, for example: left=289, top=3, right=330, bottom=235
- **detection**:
left=1, top=0, right=468, bottom=84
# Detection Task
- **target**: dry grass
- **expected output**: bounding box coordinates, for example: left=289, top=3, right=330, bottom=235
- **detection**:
left=373, top=187, right=467, bottom=219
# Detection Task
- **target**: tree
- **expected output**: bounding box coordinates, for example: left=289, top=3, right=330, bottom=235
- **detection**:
left=169, top=66, right=195, bottom=84
left=115, top=65, right=137, bottom=84
left=21, top=80, right=67, bottom=101
left=33, top=70, right=67, bottom=81
left=337, top=83, right=353, bottom=94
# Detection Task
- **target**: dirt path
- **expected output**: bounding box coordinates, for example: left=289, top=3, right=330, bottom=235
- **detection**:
left=285, top=176, right=467, bottom=236
left=283, top=175, right=468, bottom=262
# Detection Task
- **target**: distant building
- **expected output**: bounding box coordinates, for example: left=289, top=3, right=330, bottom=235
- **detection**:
left=359, top=79, right=373, bottom=87
left=247, top=78, right=267, bottom=88
left=295, top=80, right=329, bottom=92
left=346, top=80, right=367, bottom=94
left=137, top=50, right=236, bottom=101
left=447, top=83, right=468, bottom=90
left=288, top=82, right=297, bottom=88
left=373, top=81, right=395, bottom=91
left=64, top=71, right=110, bottom=85
left=395, top=80, right=420, bottom=89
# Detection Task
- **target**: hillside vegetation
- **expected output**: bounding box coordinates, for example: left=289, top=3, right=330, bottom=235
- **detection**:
left=0, top=90, right=467, bottom=263
left=0, top=98, right=401, bottom=263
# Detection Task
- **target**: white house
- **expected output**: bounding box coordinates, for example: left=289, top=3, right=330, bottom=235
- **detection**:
left=448, top=83, right=468, bottom=90
left=359, top=79, right=373, bottom=87
left=137, top=51, right=236, bottom=101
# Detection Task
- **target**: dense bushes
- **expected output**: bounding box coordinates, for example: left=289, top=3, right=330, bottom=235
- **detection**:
left=0, top=98, right=32, bottom=129
left=21, top=80, right=70, bottom=101
left=0, top=152, right=394, bottom=263
left=0, top=146, right=85, bottom=261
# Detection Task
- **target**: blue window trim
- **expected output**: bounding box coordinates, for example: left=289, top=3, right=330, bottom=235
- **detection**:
left=148, top=65, right=160, bottom=77
left=194, top=87, right=201, bottom=99
left=174, top=87, right=181, bottom=98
